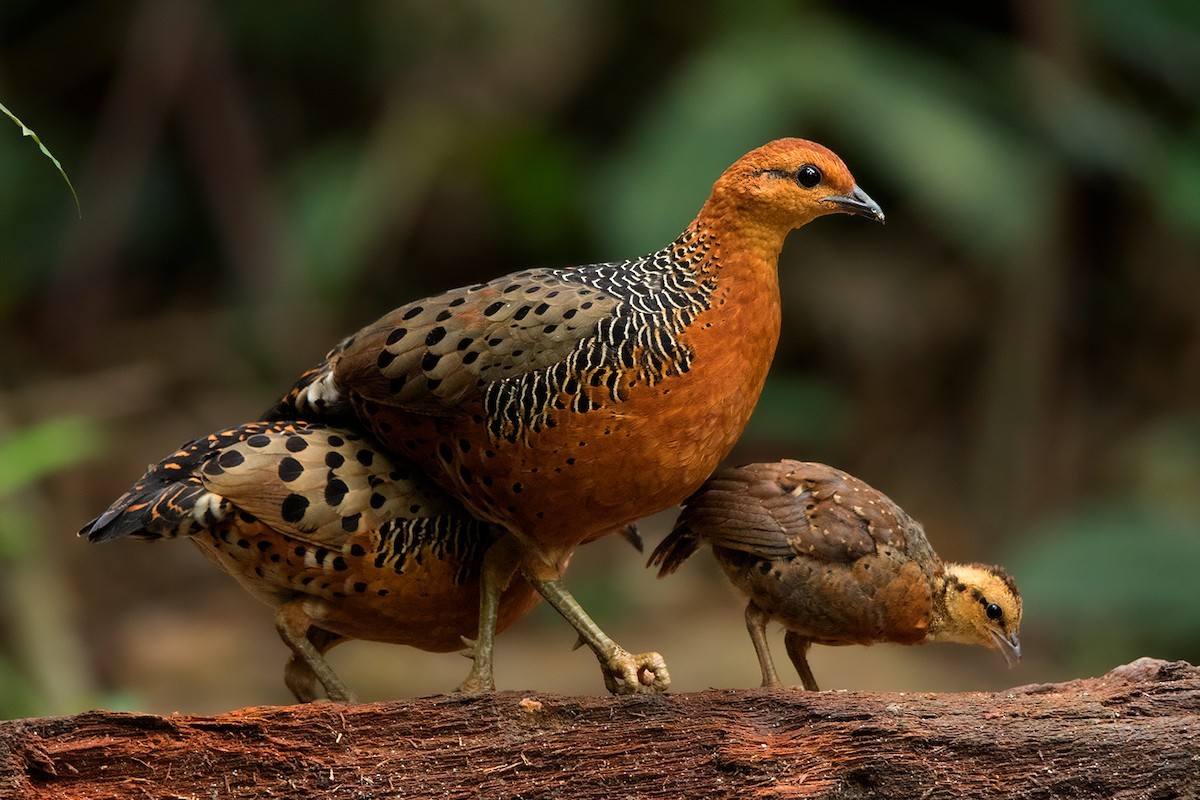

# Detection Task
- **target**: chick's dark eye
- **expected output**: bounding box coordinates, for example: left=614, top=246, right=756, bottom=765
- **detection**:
left=985, top=603, right=1003, bottom=622
left=796, top=164, right=822, bottom=188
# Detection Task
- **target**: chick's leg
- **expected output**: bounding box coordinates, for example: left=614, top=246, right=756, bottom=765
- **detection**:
left=275, top=602, right=357, bottom=703
left=783, top=630, right=820, bottom=691
left=528, top=574, right=669, bottom=695
left=458, top=534, right=521, bottom=693
left=745, top=602, right=782, bottom=688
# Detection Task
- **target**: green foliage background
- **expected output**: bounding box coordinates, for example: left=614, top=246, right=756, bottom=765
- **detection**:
left=2, top=0, right=1198, bottom=715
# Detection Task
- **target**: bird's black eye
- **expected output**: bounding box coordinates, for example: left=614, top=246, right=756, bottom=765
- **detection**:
left=985, top=603, right=1003, bottom=622
left=796, top=164, right=822, bottom=188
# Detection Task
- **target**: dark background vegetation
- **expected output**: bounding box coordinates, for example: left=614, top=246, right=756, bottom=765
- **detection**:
left=2, top=0, right=1199, bottom=717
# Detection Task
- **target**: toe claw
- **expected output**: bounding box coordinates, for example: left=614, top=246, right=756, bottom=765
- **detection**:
left=636, top=653, right=670, bottom=692
left=460, top=635, right=479, bottom=659
left=601, top=649, right=670, bottom=695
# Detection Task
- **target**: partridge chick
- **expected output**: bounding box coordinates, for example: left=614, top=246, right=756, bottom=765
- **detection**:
left=81, top=421, right=545, bottom=702
left=267, top=138, right=884, bottom=694
left=649, top=461, right=1021, bottom=690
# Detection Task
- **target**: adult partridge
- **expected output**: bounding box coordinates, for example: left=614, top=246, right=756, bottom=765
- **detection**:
left=80, top=420, right=546, bottom=702
left=649, top=461, right=1022, bottom=690
left=266, top=138, right=885, bottom=694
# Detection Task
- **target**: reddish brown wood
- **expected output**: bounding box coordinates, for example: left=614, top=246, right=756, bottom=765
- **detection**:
left=2, top=658, right=1197, bottom=799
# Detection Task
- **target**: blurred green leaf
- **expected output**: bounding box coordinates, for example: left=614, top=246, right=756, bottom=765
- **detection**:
left=287, top=142, right=367, bottom=302
left=1018, top=50, right=1154, bottom=178
left=1083, top=0, right=1200, bottom=101
left=0, top=100, right=80, bottom=217
left=0, top=416, right=106, bottom=561
left=586, top=6, right=809, bottom=255
left=284, top=115, right=456, bottom=305
left=1120, top=412, right=1200, bottom=511
left=1154, top=130, right=1200, bottom=240
left=486, top=130, right=584, bottom=254
left=743, top=373, right=847, bottom=447
left=0, top=416, right=107, bottom=497
left=0, top=505, right=40, bottom=560
left=0, top=653, right=38, bottom=718
left=799, top=19, right=1058, bottom=264
left=1010, top=502, right=1200, bottom=665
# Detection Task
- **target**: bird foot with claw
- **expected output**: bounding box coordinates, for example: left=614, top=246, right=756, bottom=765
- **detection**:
left=456, top=671, right=495, bottom=693
left=601, top=649, right=670, bottom=695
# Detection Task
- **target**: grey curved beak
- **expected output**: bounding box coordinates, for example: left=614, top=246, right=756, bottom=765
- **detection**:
left=822, top=184, right=885, bottom=223
left=990, top=630, right=1022, bottom=668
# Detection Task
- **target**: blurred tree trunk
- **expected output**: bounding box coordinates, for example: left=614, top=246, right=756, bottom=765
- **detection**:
left=1, top=658, right=1197, bottom=799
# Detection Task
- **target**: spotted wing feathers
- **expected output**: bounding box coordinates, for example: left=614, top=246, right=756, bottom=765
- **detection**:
left=196, top=424, right=454, bottom=550
left=333, top=269, right=619, bottom=412
left=81, top=422, right=463, bottom=552
left=267, top=231, right=718, bottom=451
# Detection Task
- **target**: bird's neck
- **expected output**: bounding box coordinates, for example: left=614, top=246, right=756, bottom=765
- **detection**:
left=925, top=566, right=976, bottom=645
left=691, top=197, right=792, bottom=272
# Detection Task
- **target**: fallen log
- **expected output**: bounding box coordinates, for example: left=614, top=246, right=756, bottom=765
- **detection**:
left=2, top=657, right=1197, bottom=799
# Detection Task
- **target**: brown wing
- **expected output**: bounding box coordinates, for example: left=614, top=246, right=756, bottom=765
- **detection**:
left=651, top=460, right=920, bottom=575
left=269, top=232, right=718, bottom=445
left=333, top=269, right=620, bottom=413
left=776, top=462, right=912, bottom=563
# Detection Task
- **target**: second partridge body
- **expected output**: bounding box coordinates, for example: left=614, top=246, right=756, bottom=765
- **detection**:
left=650, top=461, right=1022, bottom=690
left=81, top=421, right=542, bottom=701
left=269, top=138, right=885, bottom=693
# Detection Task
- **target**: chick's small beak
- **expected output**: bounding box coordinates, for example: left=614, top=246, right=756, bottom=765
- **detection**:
left=989, top=629, right=1022, bottom=668
left=822, top=184, right=885, bottom=223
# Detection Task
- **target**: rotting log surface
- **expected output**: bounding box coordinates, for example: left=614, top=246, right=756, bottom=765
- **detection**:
left=1, top=658, right=1197, bottom=799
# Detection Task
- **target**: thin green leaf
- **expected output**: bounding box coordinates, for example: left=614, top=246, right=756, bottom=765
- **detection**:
left=0, top=100, right=81, bottom=217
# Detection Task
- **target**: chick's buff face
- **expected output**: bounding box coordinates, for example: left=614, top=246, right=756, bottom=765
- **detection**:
left=942, top=563, right=1023, bottom=666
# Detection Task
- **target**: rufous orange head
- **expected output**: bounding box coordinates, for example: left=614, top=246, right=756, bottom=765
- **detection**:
left=705, top=138, right=884, bottom=233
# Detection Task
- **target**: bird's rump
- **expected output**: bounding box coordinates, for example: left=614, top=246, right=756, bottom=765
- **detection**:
left=196, top=423, right=434, bottom=551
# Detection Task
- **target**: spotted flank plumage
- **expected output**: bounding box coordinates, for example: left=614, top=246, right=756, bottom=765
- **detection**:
left=81, top=421, right=501, bottom=586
